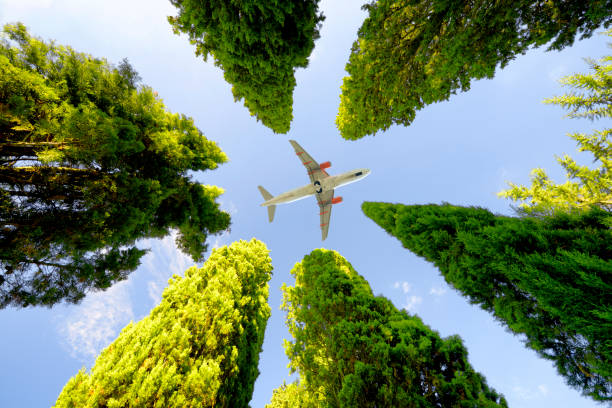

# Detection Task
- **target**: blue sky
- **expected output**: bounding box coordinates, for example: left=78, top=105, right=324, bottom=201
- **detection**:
left=0, top=1, right=609, bottom=407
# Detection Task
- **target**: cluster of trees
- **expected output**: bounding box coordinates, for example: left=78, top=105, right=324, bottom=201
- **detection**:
left=272, top=249, right=508, bottom=407
left=362, top=203, right=611, bottom=400
left=54, top=242, right=509, bottom=408
left=336, top=0, right=612, bottom=139
left=0, top=23, right=230, bottom=307
left=165, top=0, right=610, bottom=137
left=359, top=34, right=612, bottom=401
left=2, top=1, right=611, bottom=407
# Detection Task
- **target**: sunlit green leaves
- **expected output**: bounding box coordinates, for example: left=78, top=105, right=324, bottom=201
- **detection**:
left=275, top=248, right=508, bottom=407
left=337, top=0, right=612, bottom=140
left=55, top=239, right=272, bottom=408
left=500, top=36, right=612, bottom=214
left=168, top=0, right=324, bottom=133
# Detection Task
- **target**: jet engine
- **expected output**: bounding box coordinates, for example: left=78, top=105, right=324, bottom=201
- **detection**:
left=319, top=161, right=331, bottom=170
left=331, top=196, right=343, bottom=204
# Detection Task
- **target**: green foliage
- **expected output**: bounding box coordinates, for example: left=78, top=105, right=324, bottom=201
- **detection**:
left=500, top=34, right=612, bottom=214
left=276, top=248, right=507, bottom=408
left=0, top=23, right=230, bottom=307
left=337, top=0, right=612, bottom=140
left=54, top=239, right=272, bottom=408
left=266, top=380, right=319, bottom=408
left=168, top=0, right=324, bottom=133
left=363, top=202, right=612, bottom=401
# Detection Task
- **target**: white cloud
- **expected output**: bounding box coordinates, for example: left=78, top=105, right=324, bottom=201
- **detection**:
left=393, top=281, right=411, bottom=294
left=403, top=295, right=422, bottom=312
left=219, top=199, right=238, bottom=215
left=510, top=382, right=549, bottom=400
left=0, top=0, right=53, bottom=12
left=141, top=232, right=194, bottom=305
left=429, top=287, right=447, bottom=296
left=511, top=385, right=535, bottom=400
left=394, top=281, right=421, bottom=311
left=56, top=281, right=133, bottom=364
left=54, top=232, right=197, bottom=364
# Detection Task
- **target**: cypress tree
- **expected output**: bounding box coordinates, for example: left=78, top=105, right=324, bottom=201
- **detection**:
left=0, top=23, right=230, bottom=307
left=275, top=248, right=508, bottom=407
left=54, top=239, right=273, bottom=408
left=336, top=0, right=612, bottom=140
left=363, top=202, right=612, bottom=401
left=168, top=0, right=324, bottom=133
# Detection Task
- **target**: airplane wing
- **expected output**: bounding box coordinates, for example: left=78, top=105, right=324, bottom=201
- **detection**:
left=289, top=140, right=329, bottom=184
left=317, top=189, right=334, bottom=241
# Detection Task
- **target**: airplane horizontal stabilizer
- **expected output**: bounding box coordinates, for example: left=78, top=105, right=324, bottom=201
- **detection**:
left=267, top=205, right=276, bottom=223
left=258, top=185, right=273, bottom=201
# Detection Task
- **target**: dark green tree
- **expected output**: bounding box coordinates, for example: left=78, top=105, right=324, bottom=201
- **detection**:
left=337, top=0, right=612, bottom=140
left=363, top=202, right=612, bottom=401
left=275, top=248, right=508, bottom=408
left=54, top=239, right=272, bottom=408
left=168, top=0, right=324, bottom=133
left=0, top=23, right=230, bottom=308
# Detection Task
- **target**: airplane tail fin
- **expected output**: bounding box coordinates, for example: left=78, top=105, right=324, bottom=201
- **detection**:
left=257, top=186, right=276, bottom=223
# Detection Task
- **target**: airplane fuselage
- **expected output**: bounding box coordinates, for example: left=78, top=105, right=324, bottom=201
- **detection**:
left=261, top=168, right=370, bottom=207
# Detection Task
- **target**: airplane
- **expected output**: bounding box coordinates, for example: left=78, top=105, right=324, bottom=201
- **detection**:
left=258, top=140, right=370, bottom=240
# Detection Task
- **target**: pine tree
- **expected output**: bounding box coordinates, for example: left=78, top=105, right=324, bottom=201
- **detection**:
left=54, top=239, right=272, bottom=408
left=362, top=202, right=612, bottom=401
left=500, top=31, right=612, bottom=214
left=336, top=0, right=612, bottom=140
left=275, top=248, right=508, bottom=408
left=0, top=23, right=230, bottom=307
left=168, top=0, right=324, bottom=133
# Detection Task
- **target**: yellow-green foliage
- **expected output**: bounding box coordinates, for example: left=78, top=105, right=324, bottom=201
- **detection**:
left=54, top=239, right=272, bottom=408
left=265, top=380, right=320, bottom=408
left=500, top=31, right=612, bottom=214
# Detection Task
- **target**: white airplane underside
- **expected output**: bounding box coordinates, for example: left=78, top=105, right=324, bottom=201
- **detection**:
left=258, top=140, right=370, bottom=240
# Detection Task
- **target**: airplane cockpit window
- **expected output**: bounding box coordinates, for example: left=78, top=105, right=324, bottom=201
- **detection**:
left=355, top=171, right=363, bottom=176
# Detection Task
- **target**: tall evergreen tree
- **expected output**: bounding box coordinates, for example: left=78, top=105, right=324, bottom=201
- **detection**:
left=168, top=0, right=324, bottom=133
left=362, top=202, right=612, bottom=401
left=54, top=239, right=272, bottom=408
left=275, top=248, right=508, bottom=407
left=0, top=23, right=230, bottom=307
left=500, top=33, right=612, bottom=214
left=336, top=0, right=612, bottom=140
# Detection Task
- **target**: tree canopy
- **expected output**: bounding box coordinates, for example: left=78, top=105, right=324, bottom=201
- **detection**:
left=500, top=32, right=612, bottom=214
left=363, top=202, right=612, bottom=401
left=276, top=248, right=508, bottom=407
left=0, top=23, right=230, bottom=307
left=54, top=239, right=272, bottom=408
left=337, top=0, right=612, bottom=140
left=168, top=0, right=324, bottom=133
left=266, top=381, right=319, bottom=408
